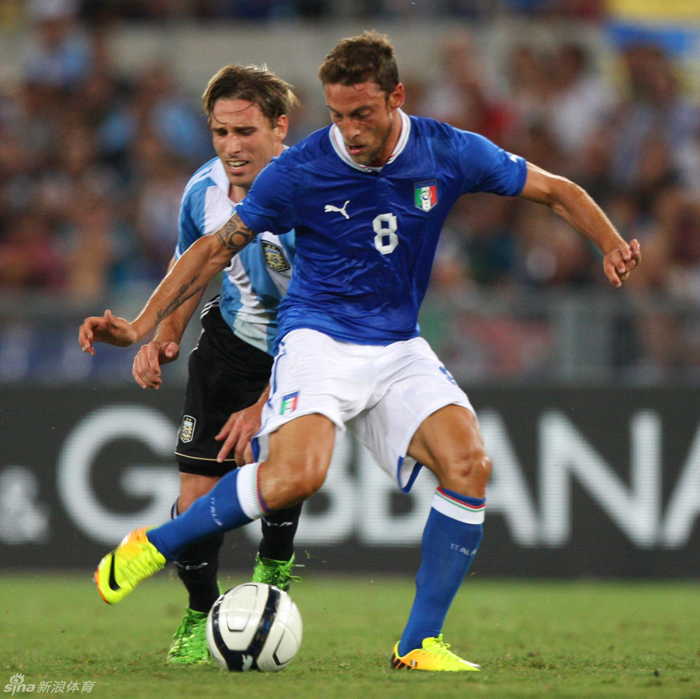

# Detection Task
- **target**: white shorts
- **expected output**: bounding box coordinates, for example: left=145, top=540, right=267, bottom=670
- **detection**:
left=253, top=329, right=475, bottom=492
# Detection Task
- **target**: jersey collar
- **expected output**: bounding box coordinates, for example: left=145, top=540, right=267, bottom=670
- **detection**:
left=330, top=109, right=411, bottom=172
left=211, top=158, right=231, bottom=194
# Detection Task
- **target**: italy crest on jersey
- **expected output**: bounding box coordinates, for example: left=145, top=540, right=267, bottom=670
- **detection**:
left=414, top=180, right=438, bottom=212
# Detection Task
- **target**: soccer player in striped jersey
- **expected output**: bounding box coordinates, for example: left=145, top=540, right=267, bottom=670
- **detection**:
left=88, top=33, right=641, bottom=670
left=80, top=65, right=303, bottom=664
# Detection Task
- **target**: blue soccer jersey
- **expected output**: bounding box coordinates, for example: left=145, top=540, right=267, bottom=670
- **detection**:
left=177, top=157, right=295, bottom=355
left=236, top=111, right=527, bottom=345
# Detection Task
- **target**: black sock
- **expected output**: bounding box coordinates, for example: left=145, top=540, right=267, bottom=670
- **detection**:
left=257, top=503, right=303, bottom=562
left=172, top=499, right=224, bottom=613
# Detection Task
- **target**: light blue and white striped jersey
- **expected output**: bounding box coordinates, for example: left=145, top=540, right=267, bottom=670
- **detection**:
left=176, top=156, right=295, bottom=355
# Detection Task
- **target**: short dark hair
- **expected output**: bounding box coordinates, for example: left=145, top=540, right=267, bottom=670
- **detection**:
left=318, top=30, right=399, bottom=97
left=202, top=64, right=299, bottom=126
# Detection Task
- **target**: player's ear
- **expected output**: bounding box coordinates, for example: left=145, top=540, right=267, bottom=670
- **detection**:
left=388, top=83, right=405, bottom=111
left=274, top=114, right=289, bottom=141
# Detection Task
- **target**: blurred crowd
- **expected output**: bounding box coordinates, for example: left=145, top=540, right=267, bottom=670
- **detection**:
left=0, top=1, right=214, bottom=300
left=0, top=0, right=698, bottom=379
left=412, top=33, right=700, bottom=376
left=44, top=0, right=606, bottom=23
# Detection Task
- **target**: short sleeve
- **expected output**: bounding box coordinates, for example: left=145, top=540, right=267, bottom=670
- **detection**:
left=457, top=131, right=527, bottom=197
left=236, top=156, right=298, bottom=236
left=175, top=187, right=205, bottom=259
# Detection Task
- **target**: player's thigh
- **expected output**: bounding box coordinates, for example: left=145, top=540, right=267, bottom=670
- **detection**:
left=255, top=328, right=375, bottom=460
left=408, top=404, right=491, bottom=496
left=177, top=307, right=272, bottom=473
left=266, top=329, right=375, bottom=420
left=349, top=336, right=475, bottom=491
left=177, top=354, right=267, bottom=454
left=259, top=413, right=337, bottom=509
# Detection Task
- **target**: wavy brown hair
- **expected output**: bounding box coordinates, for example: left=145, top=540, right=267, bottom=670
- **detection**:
left=318, top=30, right=399, bottom=97
left=202, top=64, right=299, bottom=126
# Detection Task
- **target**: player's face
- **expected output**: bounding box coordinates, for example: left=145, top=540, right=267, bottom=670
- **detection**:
left=325, top=80, right=405, bottom=168
left=210, top=98, right=288, bottom=196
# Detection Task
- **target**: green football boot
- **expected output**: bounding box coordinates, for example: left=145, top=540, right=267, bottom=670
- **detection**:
left=168, top=607, right=210, bottom=665
left=251, top=553, right=302, bottom=591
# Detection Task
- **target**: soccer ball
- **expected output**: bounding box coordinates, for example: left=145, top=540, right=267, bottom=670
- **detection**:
left=206, top=582, right=303, bottom=672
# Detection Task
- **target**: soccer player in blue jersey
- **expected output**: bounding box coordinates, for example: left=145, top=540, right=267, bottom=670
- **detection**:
left=88, top=32, right=641, bottom=670
left=80, top=65, right=303, bottom=664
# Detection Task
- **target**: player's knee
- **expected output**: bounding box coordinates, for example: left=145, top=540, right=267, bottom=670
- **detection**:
left=442, top=447, right=492, bottom=496
left=262, top=458, right=328, bottom=509
left=288, top=460, right=327, bottom=499
left=471, top=451, right=492, bottom=488
left=178, top=473, right=220, bottom=512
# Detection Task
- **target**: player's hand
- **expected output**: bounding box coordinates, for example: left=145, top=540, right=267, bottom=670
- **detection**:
left=215, top=403, right=263, bottom=464
left=79, top=310, right=139, bottom=355
left=603, top=238, right=641, bottom=287
left=132, top=340, right=181, bottom=390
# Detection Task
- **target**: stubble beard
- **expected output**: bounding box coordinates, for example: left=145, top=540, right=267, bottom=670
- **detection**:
left=351, top=115, right=394, bottom=167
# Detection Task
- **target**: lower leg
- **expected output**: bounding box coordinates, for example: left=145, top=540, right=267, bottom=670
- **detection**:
left=399, top=488, right=485, bottom=654
left=174, top=531, right=225, bottom=613
left=148, top=462, right=267, bottom=561
left=150, top=416, right=335, bottom=560
left=400, top=406, right=490, bottom=653
left=171, top=476, right=226, bottom=613
left=258, top=503, right=303, bottom=561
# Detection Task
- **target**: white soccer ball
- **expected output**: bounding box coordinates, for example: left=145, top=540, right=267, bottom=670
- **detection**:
left=206, top=582, right=303, bottom=672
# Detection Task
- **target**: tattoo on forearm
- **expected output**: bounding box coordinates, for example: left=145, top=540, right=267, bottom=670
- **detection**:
left=151, top=214, right=255, bottom=327
left=216, top=214, right=255, bottom=253
left=155, top=274, right=204, bottom=325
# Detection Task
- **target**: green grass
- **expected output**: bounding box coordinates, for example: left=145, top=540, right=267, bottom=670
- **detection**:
left=1, top=572, right=699, bottom=699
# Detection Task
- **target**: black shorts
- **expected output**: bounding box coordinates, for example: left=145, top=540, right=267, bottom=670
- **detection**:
left=175, top=298, right=273, bottom=477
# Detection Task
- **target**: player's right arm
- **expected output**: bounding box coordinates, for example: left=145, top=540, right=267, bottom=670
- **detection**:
left=79, top=212, right=259, bottom=354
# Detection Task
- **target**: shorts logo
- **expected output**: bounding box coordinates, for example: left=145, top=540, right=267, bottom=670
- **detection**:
left=262, top=241, right=290, bottom=272
left=439, top=366, right=457, bottom=386
left=414, top=180, right=438, bottom=212
left=180, top=415, right=196, bottom=443
left=280, top=392, right=299, bottom=416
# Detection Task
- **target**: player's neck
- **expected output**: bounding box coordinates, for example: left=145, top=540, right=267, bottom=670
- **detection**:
left=371, top=109, right=404, bottom=168
left=229, top=184, right=248, bottom=203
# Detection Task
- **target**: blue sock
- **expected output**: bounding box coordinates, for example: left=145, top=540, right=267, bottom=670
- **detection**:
left=398, top=488, right=485, bottom=656
left=148, top=462, right=267, bottom=561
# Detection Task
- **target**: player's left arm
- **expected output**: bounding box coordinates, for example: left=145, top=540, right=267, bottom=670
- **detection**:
left=134, top=212, right=258, bottom=332
left=519, top=162, right=641, bottom=287
left=80, top=213, right=259, bottom=355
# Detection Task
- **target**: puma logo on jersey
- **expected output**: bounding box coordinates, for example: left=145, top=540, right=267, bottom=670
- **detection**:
left=324, top=200, right=350, bottom=219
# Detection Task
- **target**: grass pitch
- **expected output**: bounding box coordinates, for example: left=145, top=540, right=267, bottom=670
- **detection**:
left=1, top=572, right=699, bottom=699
